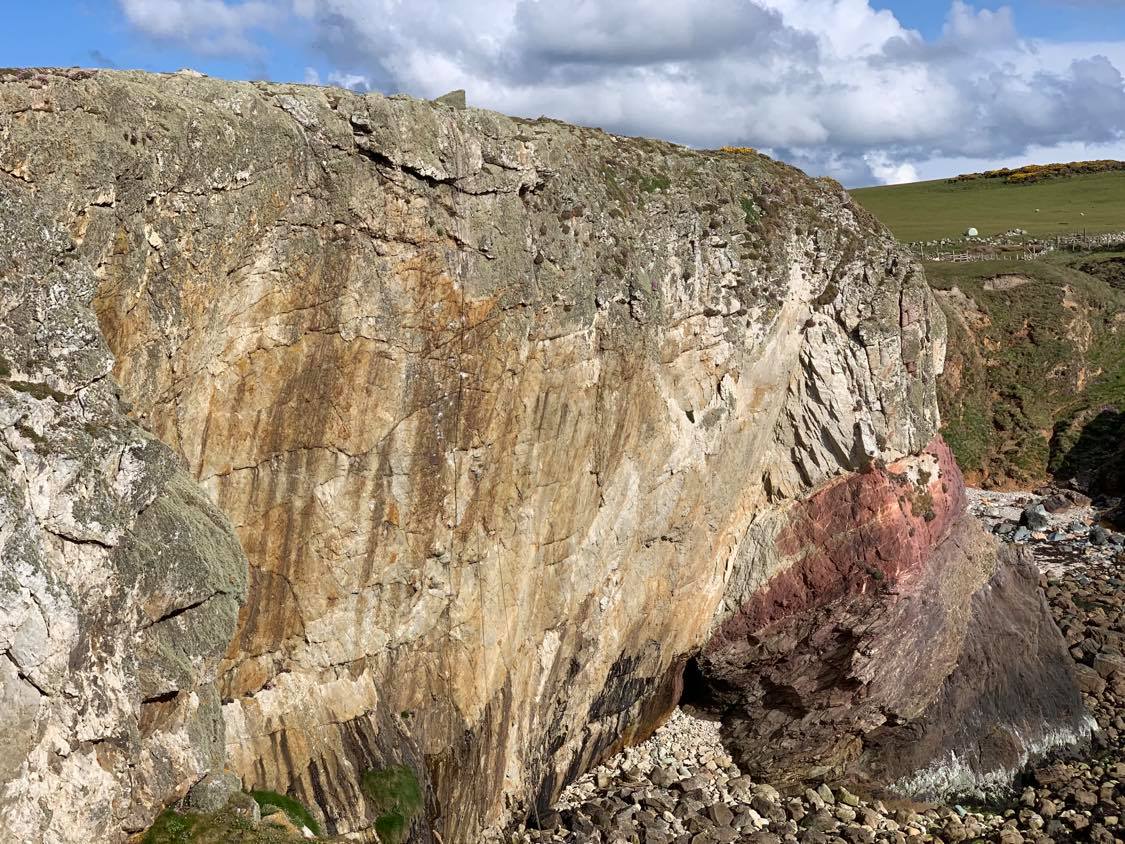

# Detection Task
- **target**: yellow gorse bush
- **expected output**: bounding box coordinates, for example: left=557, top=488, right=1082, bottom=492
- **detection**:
left=951, top=160, right=1125, bottom=185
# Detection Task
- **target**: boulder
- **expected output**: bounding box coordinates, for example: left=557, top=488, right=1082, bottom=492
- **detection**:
left=1041, top=490, right=1091, bottom=514
left=696, top=441, right=1088, bottom=799
left=1020, top=505, right=1051, bottom=531
left=186, top=772, right=243, bottom=814
left=1074, top=665, right=1107, bottom=696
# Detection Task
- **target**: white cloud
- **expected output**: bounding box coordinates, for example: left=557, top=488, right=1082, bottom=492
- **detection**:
left=119, top=0, right=276, bottom=56
left=117, top=0, right=1125, bottom=185
left=864, top=152, right=919, bottom=185
left=327, top=71, right=370, bottom=91
left=942, top=0, right=1018, bottom=47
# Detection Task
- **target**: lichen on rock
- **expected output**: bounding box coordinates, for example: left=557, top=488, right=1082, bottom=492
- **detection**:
left=0, top=143, right=247, bottom=841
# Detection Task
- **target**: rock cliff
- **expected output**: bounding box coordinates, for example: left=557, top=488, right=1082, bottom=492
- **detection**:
left=0, top=69, right=1087, bottom=842
left=0, top=108, right=247, bottom=842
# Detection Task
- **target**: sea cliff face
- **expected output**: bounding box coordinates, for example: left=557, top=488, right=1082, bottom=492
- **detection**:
left=0, top=68, right=1085, bottom=842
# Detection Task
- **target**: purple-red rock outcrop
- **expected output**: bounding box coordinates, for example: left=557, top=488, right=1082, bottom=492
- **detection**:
left=699, top=438, right=1089, bottom=797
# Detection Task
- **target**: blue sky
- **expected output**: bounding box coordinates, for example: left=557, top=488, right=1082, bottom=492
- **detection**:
left=5, top=1, right=1125, bottom=186
left=873, top=1, right=1125, bottom=41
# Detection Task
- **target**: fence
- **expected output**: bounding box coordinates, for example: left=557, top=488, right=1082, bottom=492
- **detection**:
left=1054, top=230, right=1125, bottom=251
left=923, top=250, right=1047, bottom=264
left=914, top=229, right=1125, bottom=263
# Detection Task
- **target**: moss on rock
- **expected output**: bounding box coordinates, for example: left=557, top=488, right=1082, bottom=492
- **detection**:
left=360, top=765, right=423, bottom=843
left=249, top=791, right=321, bottom=837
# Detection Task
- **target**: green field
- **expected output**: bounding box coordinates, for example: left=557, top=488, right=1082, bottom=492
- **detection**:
left=850, top=171, right=1125, bottom=242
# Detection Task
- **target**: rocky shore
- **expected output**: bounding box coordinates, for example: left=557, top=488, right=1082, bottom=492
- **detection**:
left=490, top=488, right=1125, bottom=844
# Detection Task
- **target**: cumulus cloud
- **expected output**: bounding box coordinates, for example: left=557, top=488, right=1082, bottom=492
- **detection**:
left=116, top=0, right=1125, bottom=185
left=942, top=0, right=1018, bottom=47
left=864, top=153, right=919, bottom=186
left=119, top=0, right=277, bottom=56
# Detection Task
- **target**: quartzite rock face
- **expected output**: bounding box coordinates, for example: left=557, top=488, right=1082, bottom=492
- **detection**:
left=0, top=115, right=247, bottom=842
left=0, top=68, right=1082, bottom=842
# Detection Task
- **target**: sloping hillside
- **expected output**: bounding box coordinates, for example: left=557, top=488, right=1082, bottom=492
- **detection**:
left=925, top=255, right=1125, bottom=490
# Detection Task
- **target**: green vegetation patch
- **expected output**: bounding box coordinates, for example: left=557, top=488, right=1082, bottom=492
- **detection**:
left=739, top=196, right=758, bottom=225
left=1077, top=253, right=1125, bottom=291
left=360, top=765, right=423, bottom=844
left=143, top=810, right=199, bottom=844
left=249, top=790, right=321, bottom=836
left=926, top=254, right=1125, bottom=488
left=636, top=173, right=671, bottom=193
left=850, top=171, right=1125, bottom=242
left=141, top=806, right=301, bottom=843
left=951, top=159, right=1125, bottom=185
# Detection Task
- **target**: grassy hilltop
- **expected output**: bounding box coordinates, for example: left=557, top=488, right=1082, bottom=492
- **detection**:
left=849, top=167, right=1125, bottom=491
left=851, top=170, right=1125, bottom=242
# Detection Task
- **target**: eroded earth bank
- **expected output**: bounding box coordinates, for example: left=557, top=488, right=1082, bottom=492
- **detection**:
left=0, top=69, right=1091, bottom=842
